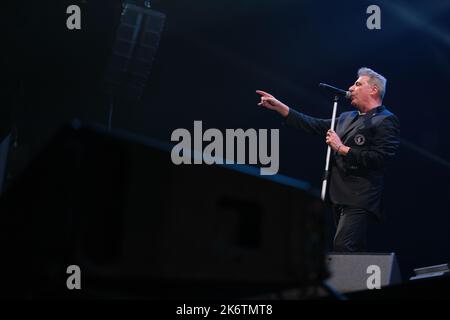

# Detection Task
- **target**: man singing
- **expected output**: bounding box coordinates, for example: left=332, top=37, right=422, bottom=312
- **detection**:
left=256, top=67, right=400, bottom=252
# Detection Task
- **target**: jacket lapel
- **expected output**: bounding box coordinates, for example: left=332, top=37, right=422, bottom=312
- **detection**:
left=338, top=106, right=385, bottom=144
left=340, top=114, right=365, bottom=144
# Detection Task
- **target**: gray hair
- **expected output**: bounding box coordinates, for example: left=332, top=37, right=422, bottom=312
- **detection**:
left=357, top=67, right=387, bottom=100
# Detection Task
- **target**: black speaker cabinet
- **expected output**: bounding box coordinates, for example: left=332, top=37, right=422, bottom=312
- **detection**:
left=1, top=123, right=327, bottom=299
left=326, top=252, right=402, bottom=293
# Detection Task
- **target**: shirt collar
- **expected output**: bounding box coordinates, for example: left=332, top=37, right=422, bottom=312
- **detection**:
left=359, top=105, right=385, bottom=117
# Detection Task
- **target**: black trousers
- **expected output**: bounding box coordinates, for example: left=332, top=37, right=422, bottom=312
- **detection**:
left=332, top=205, right=374, bottom=252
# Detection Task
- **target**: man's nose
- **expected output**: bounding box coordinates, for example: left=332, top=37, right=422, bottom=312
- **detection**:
left=349, top=85, right=354, bottom=92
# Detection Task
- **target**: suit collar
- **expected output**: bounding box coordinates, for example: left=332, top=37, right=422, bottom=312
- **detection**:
left=360, top=105, right=385, bottom=117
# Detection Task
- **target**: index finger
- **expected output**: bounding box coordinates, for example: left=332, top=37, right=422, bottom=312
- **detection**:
left=255, top=90, right=274, bottom=98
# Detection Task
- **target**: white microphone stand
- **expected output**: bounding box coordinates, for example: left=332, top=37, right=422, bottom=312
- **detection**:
left=321, top=95, right=339, bottom=201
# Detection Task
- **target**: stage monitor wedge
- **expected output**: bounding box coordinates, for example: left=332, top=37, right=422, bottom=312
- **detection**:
left=326, top=252, right=402, bottom=293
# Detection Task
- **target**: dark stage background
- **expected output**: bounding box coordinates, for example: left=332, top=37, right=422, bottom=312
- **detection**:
left=4, top=0, right=450, bottom=281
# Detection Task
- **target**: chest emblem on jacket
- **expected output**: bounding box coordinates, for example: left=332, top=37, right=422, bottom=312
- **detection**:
left=354, top=134, right=366, bottom=145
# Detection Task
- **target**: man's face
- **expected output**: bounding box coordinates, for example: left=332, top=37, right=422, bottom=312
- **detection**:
left=348, top=75, right=377, bottom=108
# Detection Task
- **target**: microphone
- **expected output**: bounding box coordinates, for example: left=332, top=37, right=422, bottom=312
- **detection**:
left=319, top=83, right=351, bottom=99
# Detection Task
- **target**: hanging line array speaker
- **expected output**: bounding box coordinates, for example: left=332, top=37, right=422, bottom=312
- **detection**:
left=102, top=3, right=166, bottom=102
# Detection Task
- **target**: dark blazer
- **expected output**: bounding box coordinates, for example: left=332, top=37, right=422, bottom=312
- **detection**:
left=285, top=105, right=400, bottom=220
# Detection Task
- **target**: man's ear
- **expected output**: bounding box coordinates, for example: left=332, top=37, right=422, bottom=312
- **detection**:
left=371, top=85, right=379, bottom=97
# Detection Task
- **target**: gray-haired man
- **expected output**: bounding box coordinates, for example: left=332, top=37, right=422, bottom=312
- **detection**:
left=256, top=67, right=400, bottom=252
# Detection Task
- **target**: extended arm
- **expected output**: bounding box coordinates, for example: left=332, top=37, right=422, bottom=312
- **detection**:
left=256, top=90, right=332, bottom=136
